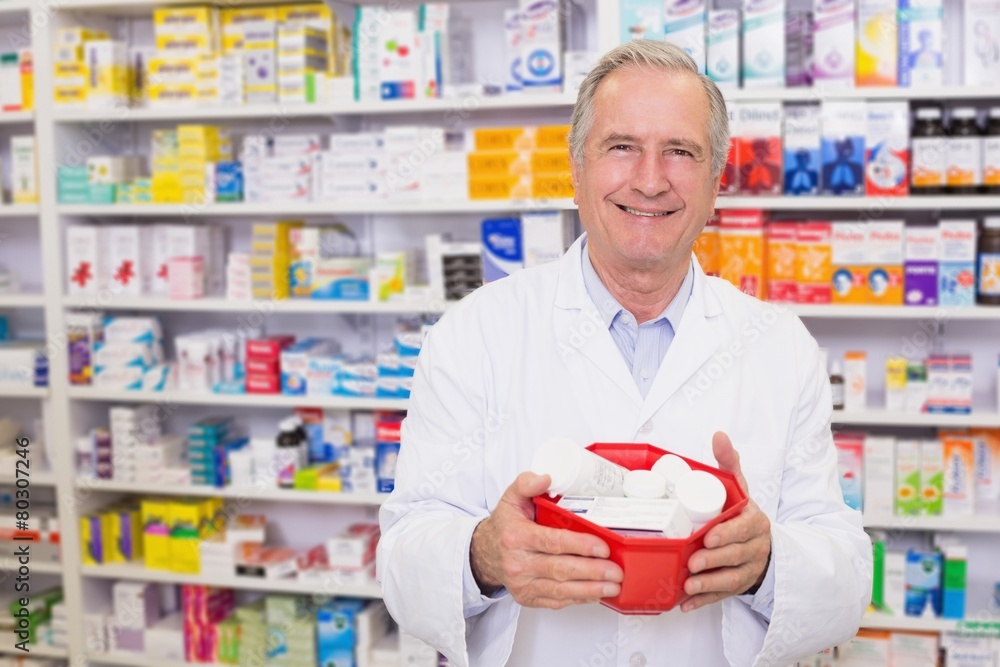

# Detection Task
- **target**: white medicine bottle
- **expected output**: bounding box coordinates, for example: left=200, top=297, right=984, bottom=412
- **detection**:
left=530, top=437, right=628, bottom=497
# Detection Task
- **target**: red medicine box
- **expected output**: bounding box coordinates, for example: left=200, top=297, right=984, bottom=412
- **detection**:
left=533, top=443, right=748, bottom=615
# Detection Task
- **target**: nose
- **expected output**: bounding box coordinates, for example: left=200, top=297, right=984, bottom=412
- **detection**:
left=631, top=150, right=671, bottom=199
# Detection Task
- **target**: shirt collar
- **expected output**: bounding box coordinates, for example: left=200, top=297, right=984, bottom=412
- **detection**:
left=580, top=238, right=694, bottom=331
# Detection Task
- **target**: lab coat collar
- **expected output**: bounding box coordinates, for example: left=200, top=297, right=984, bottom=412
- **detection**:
left=553, top=234, right=724, bottom=420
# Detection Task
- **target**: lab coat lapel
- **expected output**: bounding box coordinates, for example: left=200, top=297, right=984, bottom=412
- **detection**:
left=552, top=236, right=643, bottom=407
left=636, top=261, right=724, bottom=427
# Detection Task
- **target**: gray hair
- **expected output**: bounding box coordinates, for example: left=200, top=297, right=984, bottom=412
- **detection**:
left=568, top=40, right=731, bottom=179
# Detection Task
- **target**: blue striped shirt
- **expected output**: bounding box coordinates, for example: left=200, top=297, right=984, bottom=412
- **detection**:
left=581, top=240, right=694, bottom=398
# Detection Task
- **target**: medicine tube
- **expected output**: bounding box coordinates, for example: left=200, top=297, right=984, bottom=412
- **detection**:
left=530, top=437, right=628, bottom=497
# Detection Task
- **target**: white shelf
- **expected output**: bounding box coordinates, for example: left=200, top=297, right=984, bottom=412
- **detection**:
left=0, top=204, right=39, bottom=218
left=0, top=470, right=57, bottom=486
left=0, top=293, right=46, bottom=308
left=63, top=295, right=451, bottom=314
left=864, top=514, right=1000, bottom=534
left=81, top=562, right=384, bottom=598
left=0, top=558, right=62, bottom=574
left=716, top=195, right=1000, bottom=210
left=58, top=199, right=577, bottom=217
left=0, top=0, right=32, bottom=14
left=790, top=304, right=1000, bottom=320
left=78, top=478, right=389, bottom=506
left=0, top=111, right=33, bottom=124
left=0, top=644, right=68, bottom=658
left=88, top=654, right=188, bottom=667
left=68, top=387, right=409, bottom=411
left=832, top=410, right=1000, bottom=428
left=0, top=386, right=49, bottom=399
left=54, top=93, right=579, bottom=122
left=724, top=86, right=1000, bottom=102
left=860, top=613, right=959, bottom=632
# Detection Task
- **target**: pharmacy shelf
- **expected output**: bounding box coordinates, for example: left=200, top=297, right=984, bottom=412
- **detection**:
left=67, top=387, right=409, bottom=412
left=831, top=410, right=1000, bottom=428
left=53, top=93, right=580, bottom=123
left=860, top=613, right=959, bottom=632
left=63, top=294, right=451, bottom=315
left=724, top=86, right=1000, bottom=102
left=81, top=562, right=384, bottom=598
left=716, top=195, right=1000, bottom=210
left=0, top=0, right=32, bottom=14
left=0, top=644, right=68, bottom=658
left=0, top=204, right=39, bottom=218
left=0, top=386, right=49, bottom=399
left=0, top=470, right=57, bottom=486
left=0, top=292, right=46, bottom=308
left=863, top=514, right=1000, bottom=534
left=790, top=305, right=1000, bottom=320
left=58, top=199, right=577, bottom=217
left=0, top=558, right=62, bottom=575
left=0, top=111, right=33, bottom=124
left=88, top=654, right=189, bottom=667
left=77, top=478, right=389, bottom=506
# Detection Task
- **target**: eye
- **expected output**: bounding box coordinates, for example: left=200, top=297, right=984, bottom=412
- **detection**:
left=669, top=149, right=693, bottom=157
left=610, top=144, right=634, bottom=152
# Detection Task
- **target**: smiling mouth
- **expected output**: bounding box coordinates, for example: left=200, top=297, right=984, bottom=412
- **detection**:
left=616, top=204, right=677, bottom=217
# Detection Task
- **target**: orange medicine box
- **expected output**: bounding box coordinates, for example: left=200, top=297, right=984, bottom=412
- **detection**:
left=766, top=222, right=798, bottom=302
left=472, top=125, right=570, bottom=152
left=531, top=173, right=574, bottom=199
left=795, top=222, right=832, bottom=303
left=718, top=209, right=768, bottom=300
left=533, top=443, right=747, bottom=614
left=866, top=220, right=904, bottom=305
left=693, top=215, right=720, bottom=276
left=831, top=222, right=869, bottom=304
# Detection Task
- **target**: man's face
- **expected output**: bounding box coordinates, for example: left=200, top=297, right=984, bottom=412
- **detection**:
left=571, top=66, right=721, bottom=272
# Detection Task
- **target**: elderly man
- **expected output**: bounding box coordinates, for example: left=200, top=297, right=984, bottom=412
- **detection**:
left=377, top=40, right=872, bottom=667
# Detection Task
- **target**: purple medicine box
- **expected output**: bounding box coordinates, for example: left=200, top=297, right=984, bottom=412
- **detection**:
left=904, top=226, right=940, bottom=306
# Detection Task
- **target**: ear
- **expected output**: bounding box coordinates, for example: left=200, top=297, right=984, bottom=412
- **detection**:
left=570, top=151, right=582, bottom=206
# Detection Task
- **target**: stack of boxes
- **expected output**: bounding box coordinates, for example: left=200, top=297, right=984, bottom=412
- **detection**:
left=135, top=434, right=187, bottom=486
left=200, top=514, right=266, bottom=578
left=236, top=599, right=267, bottom=665
left=467, top=125, right=574, bottom=200
left=188, top=416, right=241, bottom=487
left=251, top=221, right=302, bottom=300
left=85, top=39, right=131, bottom=109
left=182, top=585, right=235, bottom=662
left=111, top=581, right=160, bottom=653
left=0, top=49, right=33, bottom=113
left=178, top=124, right=226, bottom=205
left=109, top=405, right=160, bottom=483
left=91, top=317, right=165, bottom=391
left=246, top=334, right=295, bottom=394
left=320, top=132, right=386, bottom=203
left=278, top=20, right=329, bottom=104
left=717, top=209, right=768, bottom=301
left=266, top=596, right=318, bottom=666
left=326, top=524, right=380, bottom=584
left=152, top=129, right=181, bottom=203
left=52, top=27, right=108, bottom=108
left=79, top=503, right=143, bottom=565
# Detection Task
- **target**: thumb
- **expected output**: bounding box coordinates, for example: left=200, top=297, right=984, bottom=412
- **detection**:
left=513, top=471, right=553, bottom=500
left=712, top=431, right=748, bottom=492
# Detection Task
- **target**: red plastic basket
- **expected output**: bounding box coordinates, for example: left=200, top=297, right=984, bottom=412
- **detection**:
left=532, top=443, right=748, bottom=614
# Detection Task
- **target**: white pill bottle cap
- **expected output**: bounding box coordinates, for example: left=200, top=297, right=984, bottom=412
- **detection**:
left=675, top=470, right=728, bottom=529
left=530, top=436, right=582, bottom=496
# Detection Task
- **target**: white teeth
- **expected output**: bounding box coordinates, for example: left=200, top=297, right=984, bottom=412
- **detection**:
left=621, top=205, right=670, bottom=217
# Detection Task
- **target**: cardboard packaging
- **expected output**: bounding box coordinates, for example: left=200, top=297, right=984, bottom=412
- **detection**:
left=904, top=225, right=939, bottom=306
left=898, top=0, right=943, bottom=87
left=821, top=102, right=866, bottom=195
left=795, top=221, right=832, bottom=303
left=736, top=102, right=783, bottom=195
left=707, top=10, right=740, bottom=88
left=963, top=0, right=1000, bottom=85
left=866, top=220, right=904, bottom=305
left=664, top=0, right=707, bottom=74
left=719, top=209, right=768, bottom=300
left=813, top=0, right=855, bottom=86
left=856, top=0, right=898, bottom=86
left=865, top=102, right=910, bottom=196
left=766, top=222, right=798, bottom=302
left=831, top=223, right=868, bottom=304
left=783, top=103, right=821, bottom=196
left=939, top=220, right=977, bottom=306
left=742, top=0, right=786, bottom=87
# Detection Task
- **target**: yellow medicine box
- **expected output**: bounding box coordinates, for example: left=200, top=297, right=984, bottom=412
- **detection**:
left=473, top=127, right=535, bottom=152
left=54, top=85, right=86, bottom=106
left=467, top=151, right=532, bottom=176
left=141, top=498, right=172, bottom=570
left=53, top=45, right=84, bottom=64
left=148, top=83, right=198, bottom=106
left=153, top=7, right=220, bottom=34
left=54, top=61, right=87, bottom=82
left=57, top=28, right=108, bottom=47
left=468, top=175, right=532, bottom=200
left=532, top=173, right=575, bottom=199
left=531, top=149, right=571, bottom=173
left=147, top=56, right=199, bottom=83
left=156, top=33, right=216, bottom=54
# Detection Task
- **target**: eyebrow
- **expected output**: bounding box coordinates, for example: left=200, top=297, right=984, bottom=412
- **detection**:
left=600, top=133, right=706, bottom=157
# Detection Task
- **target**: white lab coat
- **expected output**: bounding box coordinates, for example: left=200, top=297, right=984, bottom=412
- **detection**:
left=378, top=234, right=872, bottom=667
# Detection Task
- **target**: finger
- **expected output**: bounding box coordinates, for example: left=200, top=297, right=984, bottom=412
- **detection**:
left=687, top=543, right=748, bottom=575
left=702, top=506, right=765, bottom=549
left=530, top=524, right=612, bottom=559
left=684, top=564, right=754, bottom=598
left=539, top=554, right=624, bottom=583
left=529, top=597, right=602, bottom=610
left=680, top=590, right=730, bottom=613
left=712, top=431, right=748, bottom=492
left=531, top=578, right=622, bottom=603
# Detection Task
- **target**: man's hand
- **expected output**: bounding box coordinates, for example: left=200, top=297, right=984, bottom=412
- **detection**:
left=470, top=471, right=624, bottom=610
left=682, top=431, right=772, bottom=612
